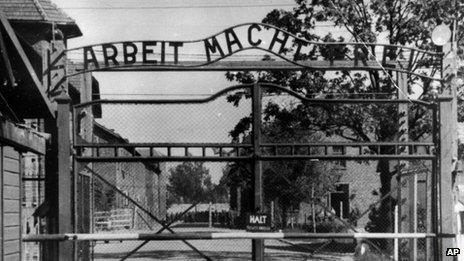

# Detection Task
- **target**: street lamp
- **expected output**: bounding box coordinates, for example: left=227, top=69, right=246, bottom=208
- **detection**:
left=431, top=23, right=451, bottom=46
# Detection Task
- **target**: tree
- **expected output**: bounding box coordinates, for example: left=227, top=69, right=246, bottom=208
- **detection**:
left=214, top=172, right=232, bottom=203
left=168, top=162, right=214, bottom=204
left=225, top=103, right=343, bottom=227
left=226, top=0, right=459, bottom=248
left=261, top=104, right=343, bottom=228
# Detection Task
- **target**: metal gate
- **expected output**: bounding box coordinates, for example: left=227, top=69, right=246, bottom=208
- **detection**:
left=21, top=22, right=456, bottom=261
left=72, top=82, right=441, bottom=260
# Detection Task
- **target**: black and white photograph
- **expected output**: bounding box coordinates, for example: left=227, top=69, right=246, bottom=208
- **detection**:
left=0, top=0, right=462, bottom=260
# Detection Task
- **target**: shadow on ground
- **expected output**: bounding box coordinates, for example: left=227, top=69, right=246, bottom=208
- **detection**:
left=93, top=241, right=355, bottom=260
left=266, top=240, right=356, bottom=254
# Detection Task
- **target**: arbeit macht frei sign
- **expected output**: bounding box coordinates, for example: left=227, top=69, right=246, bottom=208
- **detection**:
left=59, top=23, right=442, bottom=80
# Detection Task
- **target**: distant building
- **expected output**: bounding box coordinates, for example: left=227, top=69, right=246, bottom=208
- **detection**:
left=91, top=121, right=167, bottom=226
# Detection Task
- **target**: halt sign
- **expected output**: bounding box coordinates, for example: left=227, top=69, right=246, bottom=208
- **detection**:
left=246, top=213, right=271, bottom=232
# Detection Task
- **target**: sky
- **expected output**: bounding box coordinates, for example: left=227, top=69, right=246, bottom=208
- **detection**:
left=51, top=0, right=348, bottom=183
left=53, top=0, right=348, bottom=97
left=55, top=0, right=291, bottom=96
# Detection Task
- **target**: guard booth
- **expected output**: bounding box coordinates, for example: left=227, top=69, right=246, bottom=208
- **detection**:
left=26, top=22, right=458, bottom=261
left=0, top=8, right=69, bottom=261
left=0, top=22, right=48, bottom=261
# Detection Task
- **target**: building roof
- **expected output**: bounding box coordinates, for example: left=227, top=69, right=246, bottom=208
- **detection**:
left=0, top=0, right=82, bottom=38
left=0, top=0, right=75, bottom=24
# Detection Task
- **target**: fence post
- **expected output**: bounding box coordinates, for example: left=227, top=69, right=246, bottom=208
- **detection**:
left=252, top=82, right=264, bottom=261
left=209, top=202, right=212, bottom=228
left=56, top=91, right=74, bottom=260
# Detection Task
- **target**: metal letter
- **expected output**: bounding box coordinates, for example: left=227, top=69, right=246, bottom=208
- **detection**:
left=161, top=42, right=166, bottom=64
left=269, top=29, right=289, bottom=54
left=204, top=37, right=225, bottom=62
left=169, top=42, right=183, bottom=64
left=225, top=28, right=243, bottom=54
left=83, top=46, right=99, bottom=70
left=248, top=24, right=262, bottom=47
left=142, top=41, right=157, bottom=64
left=123, top=42, right=138, bottom=64
left=102, top=43, right=119, bottom=67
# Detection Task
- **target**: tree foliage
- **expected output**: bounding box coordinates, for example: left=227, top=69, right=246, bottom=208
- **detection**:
left=226, top=0, right=460, bottom=241
left=168, top=162, right=214, bottom=204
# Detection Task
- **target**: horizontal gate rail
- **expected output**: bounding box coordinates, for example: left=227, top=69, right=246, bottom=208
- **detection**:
left=75, top=154, right=436, bottom=162
left=74, top=142, right=436, bottom=161
left=24, top=232, right=453, bottom=242
left=74, top=98, right=433, bottom=107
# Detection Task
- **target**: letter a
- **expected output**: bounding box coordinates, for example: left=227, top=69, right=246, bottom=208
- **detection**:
left=224, top=29, right=243, bottom=54
left=84, top=46, right=99, bottom=70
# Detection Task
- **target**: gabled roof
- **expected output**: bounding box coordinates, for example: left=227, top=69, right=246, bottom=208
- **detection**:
left=0, top=0, right=82, bottom=38
left=0, top=0, right=74, bottom=24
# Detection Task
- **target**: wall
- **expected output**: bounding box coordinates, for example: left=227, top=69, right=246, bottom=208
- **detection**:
left=91, top=127, right=166, bottom=226
left=1, top=146, right=22, bottom=261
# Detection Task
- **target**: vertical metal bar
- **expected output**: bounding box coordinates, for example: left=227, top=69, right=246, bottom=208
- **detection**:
left=56, top=92, right=74, bottom=260
left=252, top=82, right=264, bottom=261
left=413, top=171, right=418, bottom=260
left=44, top=117, right=58, bottom=260
left=431, top=102, right=439, bottom=261
left=394, top=205, right=399, bottom=261
left=71, top=106, right=79, bottom=261
left=72, top=106, right=77, bottom=152
left=0, top=147, right=3, bottom=259
left=70, top=106, right=77, bottom=228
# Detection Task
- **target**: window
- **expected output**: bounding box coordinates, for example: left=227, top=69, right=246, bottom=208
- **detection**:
left=332, top=146, right=344, bottom=155
left=332, top=146, right=346, bottom=168
left=330, top=183, right=350, bottom=219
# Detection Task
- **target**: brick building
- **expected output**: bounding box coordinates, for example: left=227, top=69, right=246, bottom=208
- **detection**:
left=91, top=121, right=167, bottom=225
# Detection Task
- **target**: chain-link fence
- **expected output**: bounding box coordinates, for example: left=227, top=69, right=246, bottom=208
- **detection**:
left=259, top=159, right=433, bottom=261
left=74, top=159, right=434, bottom=260
left=70, top=84, right=438, bottom=260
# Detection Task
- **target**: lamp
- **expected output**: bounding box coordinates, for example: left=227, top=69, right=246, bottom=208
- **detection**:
left=431, top=23, right=451, bottom=46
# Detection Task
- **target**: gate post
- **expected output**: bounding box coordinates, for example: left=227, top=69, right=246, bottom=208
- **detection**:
left=437, top=31, right=460, bottom=260
left=437, top=93, right=457, bottom=261
left=56, top=91, right=74, bottom=260
left=252, top=83, right=264, bottom=260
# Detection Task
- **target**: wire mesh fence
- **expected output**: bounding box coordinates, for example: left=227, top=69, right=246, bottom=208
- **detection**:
left=70, top=84, right=438, bottom=260
left=73, top=158, right=435, bottom=260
